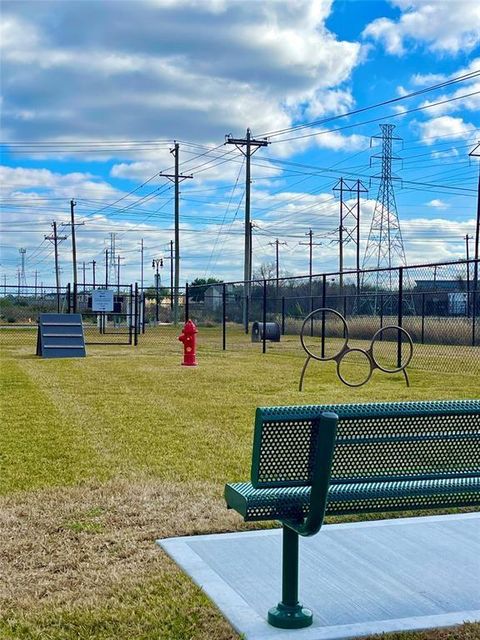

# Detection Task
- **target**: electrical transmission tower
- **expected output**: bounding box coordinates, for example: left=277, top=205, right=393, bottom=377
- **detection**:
left=18, top=248, right=28, bottom=287
left=361, top=124, right=411, bottom=314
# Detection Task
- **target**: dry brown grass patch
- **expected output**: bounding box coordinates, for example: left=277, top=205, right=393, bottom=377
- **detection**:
left=0, top=477, right=250, bottom=613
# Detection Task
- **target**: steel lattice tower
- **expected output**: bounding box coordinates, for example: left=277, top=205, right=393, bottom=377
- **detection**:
left=361, top=124, right=410, bottom=313
left=19, top=248, right=28, bottom=287
left=108, top=232, right=117, bottom=285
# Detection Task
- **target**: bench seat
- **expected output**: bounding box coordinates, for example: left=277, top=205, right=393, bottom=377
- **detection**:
left=225, top=400, right=480, bottom=629
left=225, top=476, right=480, bottom=521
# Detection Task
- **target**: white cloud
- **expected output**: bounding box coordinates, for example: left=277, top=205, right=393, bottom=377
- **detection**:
left=417, top=115, right=475, bottom=144
left=0, top=166, right=123, bottom=202
left=1, top=0, right=361, bottom=150
left=400, top=217, right=476, bottom=264
left=314, top=130, right=369, bottom=151
left=363, top=0, right=480, bottom=55
left=393, top=105, right=408, bottom=116
left=426, top=199, right=448, bottom=209
left=431, top=148, right=460, bottom=159
left=410, top=57, right=480, bottom=90
left=419, top=81, right=480, bottom=117
left=410, top=72, right=448, bottom=87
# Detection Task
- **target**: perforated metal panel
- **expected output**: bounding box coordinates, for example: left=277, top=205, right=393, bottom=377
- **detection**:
left=252, top=400, right=480, bottom=488
left=226, top=400, right=480, bottom=528
left=253, top=418, right=317, bottom=487
left=225, top=476, right=480, bottom=522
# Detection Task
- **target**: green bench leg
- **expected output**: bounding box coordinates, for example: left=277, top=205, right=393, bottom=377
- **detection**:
left=268, top=525, right=313, bottom=629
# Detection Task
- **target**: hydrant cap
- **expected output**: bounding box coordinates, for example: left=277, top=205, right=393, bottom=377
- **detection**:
left=183, top=319, right=198, bottom=335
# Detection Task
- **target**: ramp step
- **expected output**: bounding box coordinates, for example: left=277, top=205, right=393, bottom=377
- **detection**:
left=44, top=344, right=83, bottom=349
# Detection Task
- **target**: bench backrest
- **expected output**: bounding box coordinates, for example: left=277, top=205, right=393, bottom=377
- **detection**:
left=250, top=400, right=480, bottom=488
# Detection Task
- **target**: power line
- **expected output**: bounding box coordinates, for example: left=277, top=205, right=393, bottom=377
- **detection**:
left=266, top=89, right=480, bottom=145
left=258, top=70, right=480, bottom=138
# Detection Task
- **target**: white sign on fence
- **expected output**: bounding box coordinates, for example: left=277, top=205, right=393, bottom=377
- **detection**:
left=92, top=289, right=114, bottom=312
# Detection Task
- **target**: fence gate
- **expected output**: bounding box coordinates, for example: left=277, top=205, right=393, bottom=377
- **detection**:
left=74, top=284, right=139, bottom=346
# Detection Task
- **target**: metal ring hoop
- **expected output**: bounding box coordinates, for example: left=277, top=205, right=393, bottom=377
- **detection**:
left=300, top=308, right=349, bottom=362
left=336, top=348, right=373, bottom=387
left=370, top=325, right=414, bottom=373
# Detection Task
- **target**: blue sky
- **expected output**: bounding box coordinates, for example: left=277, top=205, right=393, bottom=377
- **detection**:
left=1, top=0, right=479, bottom=289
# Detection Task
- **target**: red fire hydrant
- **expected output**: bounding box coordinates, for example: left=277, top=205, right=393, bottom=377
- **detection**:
left=178, top=319, right=198, bottom=366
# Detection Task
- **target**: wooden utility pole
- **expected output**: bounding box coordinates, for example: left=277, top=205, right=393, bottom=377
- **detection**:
left=226, top=128, right=269, bottom=332
left=139, top=238, right=144, bottom=290
left=89, top=260, right=96, bottom=289
left=465, top=234, right=473, bottom=315
left=60, top=200, right=84, bottom=311
left=300, top=229, right=323, bottom=308
left=170, top=240, right=174, bottom=310
left=152, top=257, right=163, bottom=322
left=70, top=200, right=78, bottom=310
left=469, top=143, right=480, bottom=301
left=299, top=229, right=322, bottom=281
left=268, top=238, right=287, bottom=294
left=45, top=221, right=67, bottom=312
left=105, top=248, right=109, bottom=288
left=117, top=255, right=122, bottom=293
left=465, top=234, right=472, bottom=262
left=159, top=143, right=192, bottom=324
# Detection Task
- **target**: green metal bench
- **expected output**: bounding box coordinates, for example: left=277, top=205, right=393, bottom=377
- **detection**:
left=225, top=399, right=480, bottom=629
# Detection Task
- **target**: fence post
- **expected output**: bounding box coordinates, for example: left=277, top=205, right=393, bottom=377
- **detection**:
left=281, top=296, right=285, bottom=335
left=134, top=283, right=139, bottom=346
left=142, top=291, right=146, bottom=334
left=222, top=283, right=226, bottom=351
left=66, top=283, right=71, bottom=313
left=397, top=267, right=404, bottom=368
left=321, top=274, right=326, bottom=358
left=185, top=282, right=189, bottom=322
left=73, top=283, right=77, bottom=313
left=309, top=284, right=314, bottom=337
left=472, top=289, right=477, bottom=347
left=262, top=279, right=267, bottom=354
left=380, top=294, right=384, bottom=332
left=128, top=284, right=133, bottom=345
left=421, top=293, right=425, bottom=344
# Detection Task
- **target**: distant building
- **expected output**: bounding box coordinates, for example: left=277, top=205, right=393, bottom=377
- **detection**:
left=414, top=279, right=470, bottom=316
left=204, top=284, right=235, bottom=311
left=414, top=279, right=468, bottom=293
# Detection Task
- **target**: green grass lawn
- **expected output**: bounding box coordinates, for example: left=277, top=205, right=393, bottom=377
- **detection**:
left=0, top=330, right=479, bottom=639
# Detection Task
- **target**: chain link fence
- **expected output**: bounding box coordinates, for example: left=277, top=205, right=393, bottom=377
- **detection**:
left=185, top=259, right=479, bottom=373
left=1, top=259, right=479, bottom=373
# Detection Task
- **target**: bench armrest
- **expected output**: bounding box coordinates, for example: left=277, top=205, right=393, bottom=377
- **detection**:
left=284, top=411, right=338, bottom=537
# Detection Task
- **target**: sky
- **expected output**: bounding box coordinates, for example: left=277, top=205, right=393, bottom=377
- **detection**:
left=1, top=0, right=479, bottom=290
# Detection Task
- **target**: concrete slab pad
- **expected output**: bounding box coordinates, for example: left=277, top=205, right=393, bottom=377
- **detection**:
left=158, top=512, right=480, bottom=640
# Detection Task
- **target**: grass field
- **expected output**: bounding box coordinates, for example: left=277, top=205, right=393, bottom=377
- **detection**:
left=1, top=329, right=479, bottom=639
